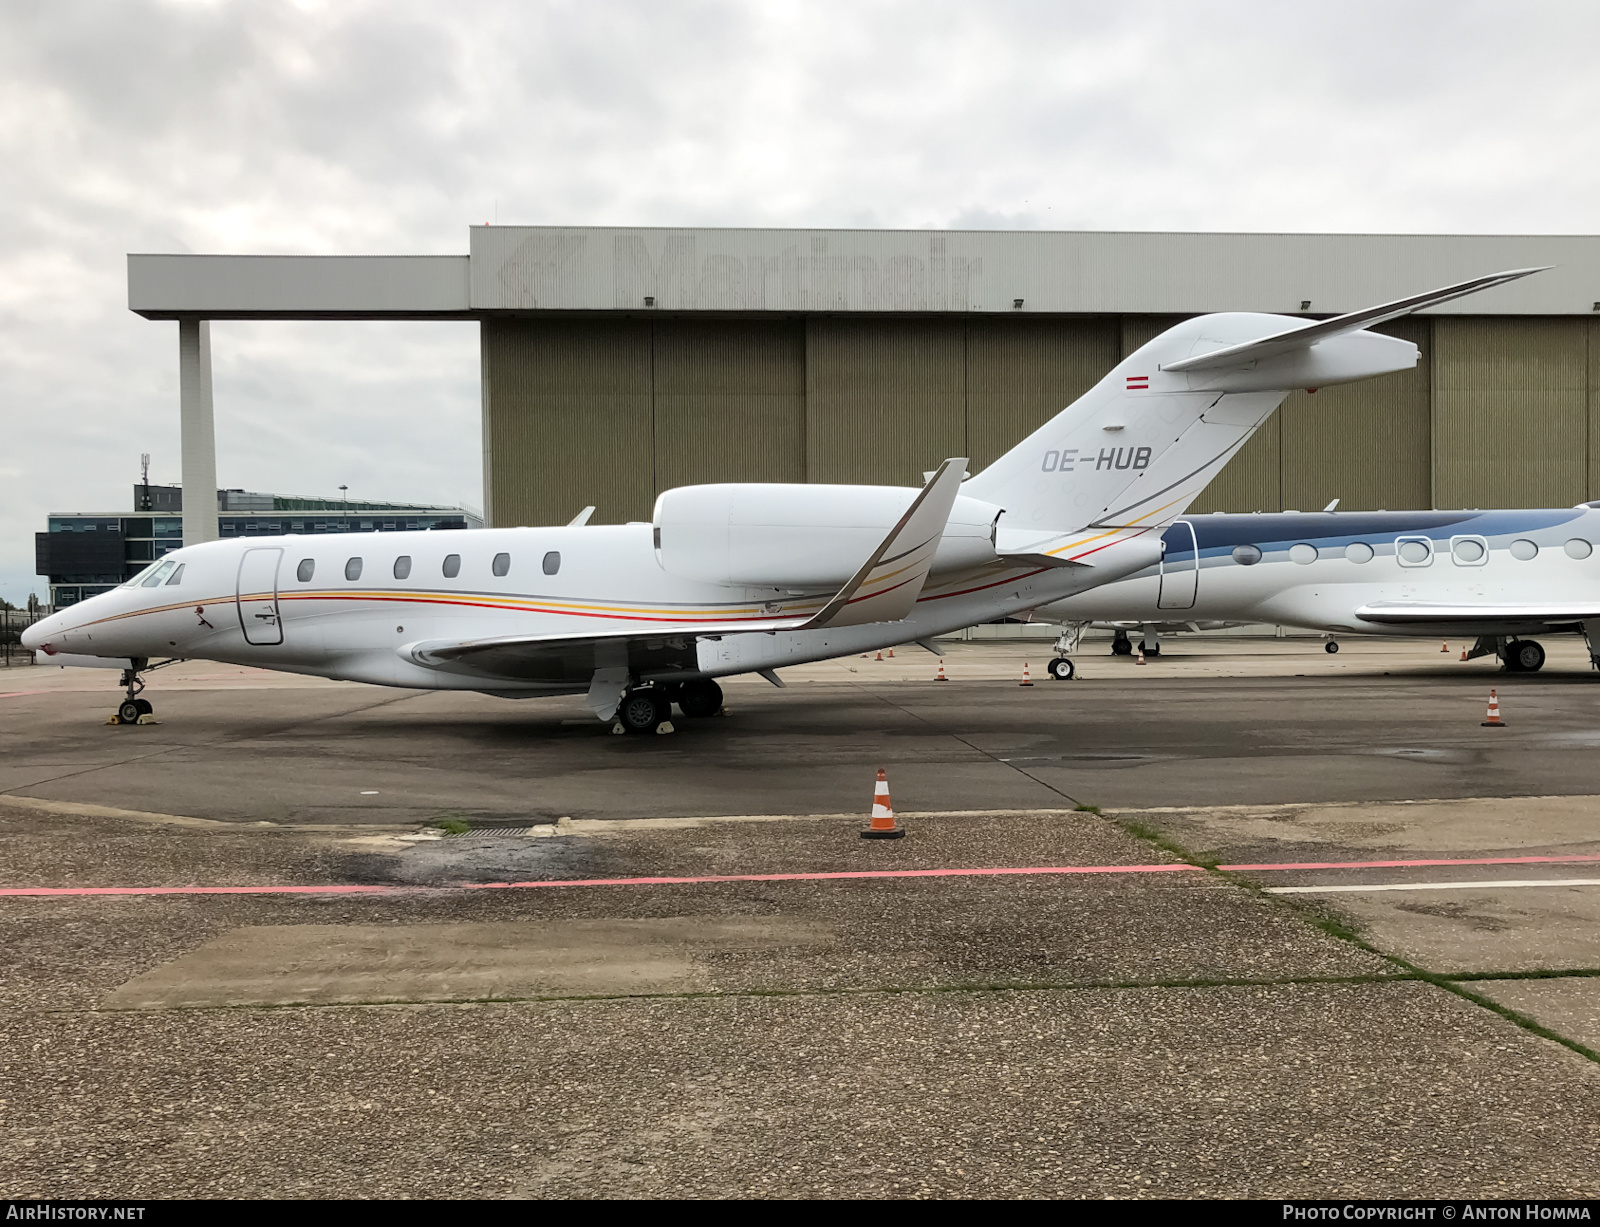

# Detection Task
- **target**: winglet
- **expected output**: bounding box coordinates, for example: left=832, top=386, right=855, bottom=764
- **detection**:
left=801, top=458, right=967, bottom=630
left=1161, top=267, right=1547, bottom=374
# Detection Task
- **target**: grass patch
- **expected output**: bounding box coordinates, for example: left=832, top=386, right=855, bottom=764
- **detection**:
left=432, top=819, right=471, bottom=835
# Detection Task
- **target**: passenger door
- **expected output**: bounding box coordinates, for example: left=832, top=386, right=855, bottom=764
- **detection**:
left=1157, top=520, right=1198, bottom=610
left=237, top=548, right=284, bottom=645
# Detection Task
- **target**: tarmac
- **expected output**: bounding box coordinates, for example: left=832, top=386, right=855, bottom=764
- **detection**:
left=2, top=635, right=1598, bottom=1198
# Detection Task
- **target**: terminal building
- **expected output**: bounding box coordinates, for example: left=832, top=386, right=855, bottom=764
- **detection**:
left=37, top=485, right=480, bottom=608
left=126, top=229, right=1600, bottom=547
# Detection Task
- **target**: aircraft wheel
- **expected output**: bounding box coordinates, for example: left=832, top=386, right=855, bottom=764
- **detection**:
left=117, top=699, right=141, bottom=725
left=618, top=690, right=667, bottom=734
left=1139, top=641, right=1161, bottom=657
left=1325, top=641, right=1339, bottom=654
left=1110, top=638, right=1133, bottom=657
left=134, top=698, right=153, bottom=715
left=1047, top=657, right=1075, bottom=681
left=677, top=679, right=723, bottom=718
left=1510, top=640, right=1545, bottom=673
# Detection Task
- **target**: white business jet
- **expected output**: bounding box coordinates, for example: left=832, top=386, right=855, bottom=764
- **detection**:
left=1029, top=502, right=1600, bottom=678
left=24, top=269, right=1536, bottom=732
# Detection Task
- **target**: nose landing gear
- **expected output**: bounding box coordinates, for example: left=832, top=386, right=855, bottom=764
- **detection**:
left=110, top=660, right=157, bottom=725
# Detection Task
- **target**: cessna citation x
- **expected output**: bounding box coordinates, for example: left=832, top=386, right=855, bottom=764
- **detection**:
left=1031, top=503, right=1600, bottom=678
left=25, top=268, right=1537, bottom=732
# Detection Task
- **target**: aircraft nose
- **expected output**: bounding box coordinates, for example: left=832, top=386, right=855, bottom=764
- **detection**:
left=20, top=615, right=58, bottom=652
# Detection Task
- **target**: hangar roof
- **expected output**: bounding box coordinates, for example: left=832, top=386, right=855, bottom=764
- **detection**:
left=129, top=228, right=1600, bottom=320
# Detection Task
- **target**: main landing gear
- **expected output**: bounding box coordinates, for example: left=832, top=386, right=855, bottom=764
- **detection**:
left=1461, top=636, right=1546, bottom=673
left=613, top=679, right=725, bottom=734
left=111, top=660, right=155, bottom=726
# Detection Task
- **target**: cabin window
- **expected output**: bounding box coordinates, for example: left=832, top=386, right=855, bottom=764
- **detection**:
left=140, top=559, right=177, bottom=587
left=1510, top=539, right=1538, bottom=561
left=1289, top=543, right=1317, bottom=565
left=165, top=563, right=186, bottom=585
left=442, top=553, right=461, bottom=578
left=1345, top=543, right=1374, bottom=564
left=1231, top=544, right=1262, bottom=566
left=543, top=550, right=561, bottom=575
left=1565, top=538, right=1593, bottom=560
left=1451, top=537, right=1487, bottom=565
left=296, top=559, right=315, bottom=583
left=345, top=557, right=363, bottom=581
left=1396, top=538, right=1432, bottom=566
left=492, top=552, right=511, bottom=577
left=393, top=555, right=412, bottom=580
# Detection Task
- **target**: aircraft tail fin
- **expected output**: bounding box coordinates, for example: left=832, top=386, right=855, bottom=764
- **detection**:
left=962, top=268, right=1544, bottom=535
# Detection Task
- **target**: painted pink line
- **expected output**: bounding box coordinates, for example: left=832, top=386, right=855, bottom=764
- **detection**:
left=9, top=853, right=1600, bottom=900
left=0, top=690, right=49, bottom=699
left=1217, top=854, right=1600, bottom=872
left=0, top=884, right=408, bottom=898
left=0, top=863, right=1202, bottom=898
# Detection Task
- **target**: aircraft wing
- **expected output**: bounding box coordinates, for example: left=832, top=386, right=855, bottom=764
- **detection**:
left=1356, top=601, right=1600, bottom=625
left=799, top=457, right=968, bottom=630
left=1161, top=268, right=1545, bottom=374
left=402, top=620, right=806, bottom=685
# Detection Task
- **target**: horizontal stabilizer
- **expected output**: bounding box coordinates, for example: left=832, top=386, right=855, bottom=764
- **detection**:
left=801, top=458, right=968, bottom=630
left=1161, top=268, right=1546, bottom=374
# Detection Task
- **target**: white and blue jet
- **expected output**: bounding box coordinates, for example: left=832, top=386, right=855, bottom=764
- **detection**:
left=1031, top=504, right=1600, bottom=677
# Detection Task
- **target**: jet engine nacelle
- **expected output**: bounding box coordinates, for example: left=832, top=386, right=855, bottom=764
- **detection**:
left=653, top=483, right=1003, bottom=588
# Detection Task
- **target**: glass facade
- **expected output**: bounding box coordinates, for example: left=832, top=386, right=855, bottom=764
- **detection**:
left=39, top=486, right=480, bottom=609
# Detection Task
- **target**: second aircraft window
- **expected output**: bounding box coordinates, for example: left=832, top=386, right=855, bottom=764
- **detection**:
left=297, top=558, right=315, bottom=582
left=345, top=557, right=363, bottom=581
left=393, top=555, right=412, bottom=580
left=492, top=552, right=511, bottom=577
left=543, top=550, right=561, bottom=575
left=442, top=553, right=461, bottom=578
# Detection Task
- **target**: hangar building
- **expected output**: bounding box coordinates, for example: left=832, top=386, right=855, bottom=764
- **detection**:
left=128, top=229, right=1600, bottom=545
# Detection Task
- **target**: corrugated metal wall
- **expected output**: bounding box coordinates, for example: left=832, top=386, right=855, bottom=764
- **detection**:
left=805, top=318, right=966, bottom=486
left=483, top=313, right=1600, bottom=527
left=1433, top=317, right=1590, bottom=509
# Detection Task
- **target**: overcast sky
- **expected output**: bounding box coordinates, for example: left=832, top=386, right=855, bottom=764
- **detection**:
left=2, top=0, right=1598, bottom=604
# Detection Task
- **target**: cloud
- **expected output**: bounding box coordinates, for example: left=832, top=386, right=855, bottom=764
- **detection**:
left=2, top=0, right=1598, bottom=600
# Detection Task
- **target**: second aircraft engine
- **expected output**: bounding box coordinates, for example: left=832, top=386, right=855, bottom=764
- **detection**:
left=652, top=483, right=1003, bottom=589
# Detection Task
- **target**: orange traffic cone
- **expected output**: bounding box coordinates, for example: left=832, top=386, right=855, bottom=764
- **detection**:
left=1481, top=689, right=1505, bottom=727
left=887, top=648, right=894, bottom=658
left=1441, top=641, right=1449, bottom=653
left=1460, top=647, right=1469, bottom=662
left=934, top=659, right=947, bottom=682
left=875, top=650, right=883, bottom=661
left=861, top=768, right=905, bottom=840
left=1020, top=661, right=1033, bottom=687
left=1136, top=646, right=1146, bottom=665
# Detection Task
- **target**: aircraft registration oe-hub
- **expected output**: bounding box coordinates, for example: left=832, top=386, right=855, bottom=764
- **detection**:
left=23, top=269, right=1538, bottom=733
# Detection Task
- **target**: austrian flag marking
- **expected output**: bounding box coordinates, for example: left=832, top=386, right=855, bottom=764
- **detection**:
left=1125, top=375, right=1150, bottom=390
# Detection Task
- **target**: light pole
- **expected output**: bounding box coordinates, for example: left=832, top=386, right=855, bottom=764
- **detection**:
left=339, top=485, right=348, bottom=532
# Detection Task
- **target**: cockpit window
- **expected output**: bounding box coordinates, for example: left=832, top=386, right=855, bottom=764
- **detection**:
left=122, top=560, right=164, bottom=587
left=165, top=563, right=186, bottom=586
left=140, top=559, right=178, bottom=587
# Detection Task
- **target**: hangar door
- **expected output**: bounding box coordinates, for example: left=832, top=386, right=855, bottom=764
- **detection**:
left=1157, top=521, right=1198, bottom=610
left=237, top=548, right=284, bottom=645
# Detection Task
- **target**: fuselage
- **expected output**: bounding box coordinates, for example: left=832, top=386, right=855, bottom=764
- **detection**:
left=1041, top=507, right=1600, bottom=640
left=23, top=523, right=1150, bottom=693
